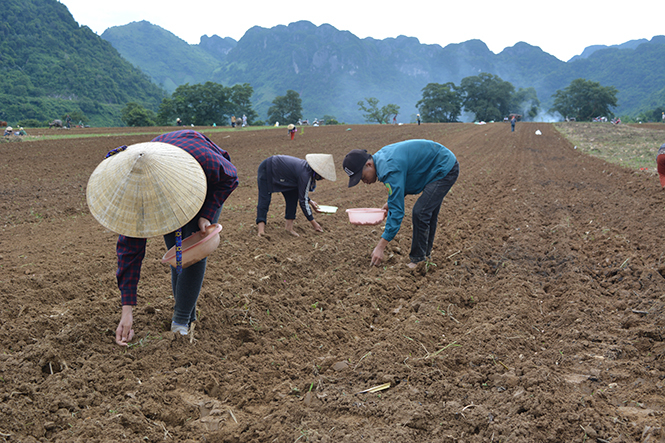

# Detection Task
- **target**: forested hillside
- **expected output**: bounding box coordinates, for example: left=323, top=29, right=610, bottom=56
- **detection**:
left=545, top=37, right=665, bottom=116
left=101, top=21, right=230, bottom=93
left=0, top=0, right=165, bottom=126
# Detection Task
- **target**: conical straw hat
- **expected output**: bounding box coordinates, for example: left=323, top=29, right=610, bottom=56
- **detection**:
left=305, top=153, right=336, bottom=182
left=86, top=142, right=207, bottom=237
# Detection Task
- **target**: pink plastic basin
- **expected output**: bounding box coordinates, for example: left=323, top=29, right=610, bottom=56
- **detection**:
left=161, top=223, right=222, bottom=268
left=346, top=208, right=386, bottom=225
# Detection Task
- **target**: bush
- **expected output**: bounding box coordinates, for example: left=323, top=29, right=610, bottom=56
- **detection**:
left=121, top=102, right=156, bottom=127
left=18, top=118, right=45, bottom=128
left=321, top=115, right=339, bottom=125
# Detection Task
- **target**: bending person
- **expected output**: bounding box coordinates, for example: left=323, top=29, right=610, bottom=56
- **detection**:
left=343, top=139, right=459, bottom=268
left=87, top=130, right=239, bottom=345
left=256, top=154, right=336, bottom=237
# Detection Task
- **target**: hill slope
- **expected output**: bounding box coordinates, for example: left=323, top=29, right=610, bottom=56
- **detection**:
left=0, top=0, right=165, bottom=126
left=101, top=21, right=228, bottom=92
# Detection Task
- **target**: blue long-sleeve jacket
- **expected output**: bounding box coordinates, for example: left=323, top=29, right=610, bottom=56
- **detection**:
left=373, top=139, right=456, bottom=242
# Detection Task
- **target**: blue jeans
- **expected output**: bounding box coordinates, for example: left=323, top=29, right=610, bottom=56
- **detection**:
left=164, top=206, right=222, bottom=326
left=410, top=161, right=459, bottom=263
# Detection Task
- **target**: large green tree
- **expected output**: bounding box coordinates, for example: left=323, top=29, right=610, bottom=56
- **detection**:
left=267, top=90, right=303, bottom=125
left=157, top=81, right=255, bottom=126
left=416, top=83, right=462, bottom=123
left=460, top=73, right=515, bottom=122
left=357, top=97, right=400, bottom=124
left=550, top=78, right=618, bottom=121
left=229, top=83, right=258, bottom=125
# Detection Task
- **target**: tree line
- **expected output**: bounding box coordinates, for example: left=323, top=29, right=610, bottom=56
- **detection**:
left=354, top=74, right=620, bottom=125
left=19, top=73, right=624, bottom=128
left=119, top=75, right=623, bottom=127
left=411, top=74, right=620, bottom=124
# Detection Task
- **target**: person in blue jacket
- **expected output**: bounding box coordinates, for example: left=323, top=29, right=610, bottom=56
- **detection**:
left=343, top=139, right=459, bottom=268
left=256, top=153, right=336, bottom=237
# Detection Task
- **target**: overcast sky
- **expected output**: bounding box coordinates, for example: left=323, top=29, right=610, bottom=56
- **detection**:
left=58, top=0, right=663, bottom=62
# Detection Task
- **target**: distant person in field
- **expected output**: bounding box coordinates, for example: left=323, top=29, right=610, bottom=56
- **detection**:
left=417, top=114, right=421, bottom=125
left=86, top=130, right=239, bottom=345
left=231, top=115, right=236, bottom=128
left=3, top=126, right=12, bottom=136
left=242, top=114, right=247, bottom=127
left=393, top=114, right=397, bottom=125
left=287, top=123, right=297, bottom=140
left=657, top=143, right=665, bottom=189
left=176, top=117, right=182, bottom=126
left=511, top=115, right=516, bottom=132
left=255, top=154, right=336, bottom=237
left=343, top=139, right=459, bottom=268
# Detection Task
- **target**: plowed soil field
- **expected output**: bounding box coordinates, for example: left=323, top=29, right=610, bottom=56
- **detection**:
left=1, top=122, right=664, bottom=442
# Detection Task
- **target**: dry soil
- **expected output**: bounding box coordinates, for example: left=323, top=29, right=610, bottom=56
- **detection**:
left=1, top=122, right=664, bottom=442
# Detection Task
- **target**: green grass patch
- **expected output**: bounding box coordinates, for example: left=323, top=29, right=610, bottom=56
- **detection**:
left=554, top=122, right=664, bottom=170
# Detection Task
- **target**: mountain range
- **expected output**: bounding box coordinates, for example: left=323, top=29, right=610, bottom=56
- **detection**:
left=101, top=20, right=665, bottom=124
left=1, top=0, right=663, bottom=126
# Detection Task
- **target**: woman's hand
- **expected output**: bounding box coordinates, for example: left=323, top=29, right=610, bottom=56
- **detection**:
left=115, top=305, right=135, bottom=346
left=198, top=217, right=211, bottom=234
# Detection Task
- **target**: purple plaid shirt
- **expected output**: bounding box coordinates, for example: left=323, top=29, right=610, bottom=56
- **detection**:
left=116, top=130, right=239, bottom=305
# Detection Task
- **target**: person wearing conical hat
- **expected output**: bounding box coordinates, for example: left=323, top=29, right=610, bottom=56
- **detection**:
left=3, top=126, right=12, bottom=136
left=287, top=123, right=297, bottom=140
left=87, top=130, right=239, bottom=345
left=256, top=153, right=336, bottom=237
